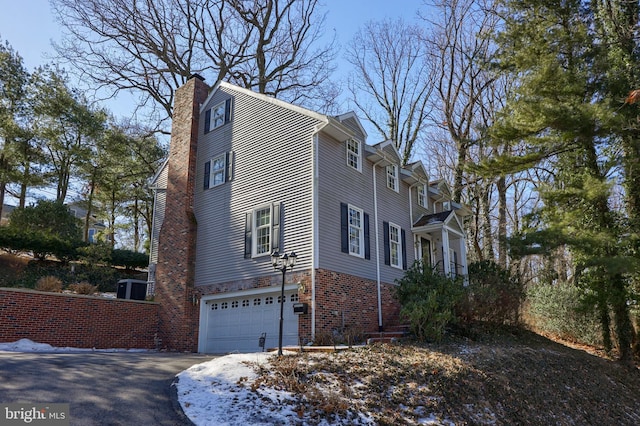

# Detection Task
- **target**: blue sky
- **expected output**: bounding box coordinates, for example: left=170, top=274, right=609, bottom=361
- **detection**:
left=0, top=1, right=423, bottom=66
left=0, top=0, right=424, bottom=205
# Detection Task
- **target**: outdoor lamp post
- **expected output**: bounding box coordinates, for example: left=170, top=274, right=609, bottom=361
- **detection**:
left=271, top=250, right=297, bottom=356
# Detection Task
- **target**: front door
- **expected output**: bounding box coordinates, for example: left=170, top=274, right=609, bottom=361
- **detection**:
left=420, top=238, right=432, bottom=267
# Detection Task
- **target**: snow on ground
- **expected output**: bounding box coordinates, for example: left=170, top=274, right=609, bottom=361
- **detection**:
left=176, top=351, right=303, bottom=426
left=0, top=338, right=148, bottom=353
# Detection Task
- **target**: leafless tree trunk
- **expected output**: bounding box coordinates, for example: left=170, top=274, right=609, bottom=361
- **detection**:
left=346, top=18, right=434, bottom=164
left=420, top=0, right=499, bottom=203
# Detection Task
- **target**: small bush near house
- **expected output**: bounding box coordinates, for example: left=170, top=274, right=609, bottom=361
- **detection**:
left=68, top=281, right=97, bottom=295
left=525, top=281, right=602, bottom=347
left=36, top=276, right=63, bottom=292
left=462, top=260, right=524, bottom=326
left=395, top=261, right=465, bottom=342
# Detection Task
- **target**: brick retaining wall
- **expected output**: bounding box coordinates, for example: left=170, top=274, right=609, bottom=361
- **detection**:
left=0, top=288, right=159, bottom=349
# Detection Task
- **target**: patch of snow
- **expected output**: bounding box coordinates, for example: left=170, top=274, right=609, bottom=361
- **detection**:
left=176, top=352, right=300, bottom=426
left=177, top=352, right=377, bottom=426
left=0, top=338, right=148, bottom=353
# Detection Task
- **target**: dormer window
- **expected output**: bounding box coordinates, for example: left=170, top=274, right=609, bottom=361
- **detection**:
left=443, top=201, right=451, bottom=211
left=386, top=164, right=398, bottom=192
left=417, top=184, right=427, bottom=208
left=346, top=139, right=361, bottom=171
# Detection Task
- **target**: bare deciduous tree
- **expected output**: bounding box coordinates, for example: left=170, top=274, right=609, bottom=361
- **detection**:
left=51, top=0, right=337, bottom=130
left=420, top=0, right=499, bottom=203
left=346, top=18, right=434, bottom=165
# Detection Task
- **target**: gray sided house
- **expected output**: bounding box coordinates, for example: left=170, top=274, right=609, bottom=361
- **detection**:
left=149, top=76, right=469, bottom=353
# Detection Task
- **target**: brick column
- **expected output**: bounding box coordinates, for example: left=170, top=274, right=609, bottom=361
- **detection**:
left=155, top=75, right=209, bottom=351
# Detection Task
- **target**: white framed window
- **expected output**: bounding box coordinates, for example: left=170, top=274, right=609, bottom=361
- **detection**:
left=253, top=205, right=272, bottom=257
left=348, top=204, right=364, bottom=257
left=386, top=164, right=398, bottom=192
left=204, top=99, right=232, bottom=133
left=346, top=139, right=361, bottom=171
left=417, top=184, right=427, bottom=208
left=389, top=222, right=402, bottom=269
left=212, top=101, right=226, bottom=129
left=88, top=228, right=96, bottom=243
left=245, top=202, right=280, bottom=259
left=443, top=201, right=451, bottom=211
left=210, top=154, right=226, bottom=187
left=204, top=152, right=233, bottom=190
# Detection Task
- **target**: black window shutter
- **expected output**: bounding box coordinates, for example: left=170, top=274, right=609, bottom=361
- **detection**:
left=203, top=161, right=210, bottom=189
left=224, top=99, right=232, bottom=124
left=204, top=109, right=211, bottom=133
left=401, top=229, right=407, bottom=270
left=271, top=202, right=281, bottom=252
left=383, top=221, right=390, bottom=265
left=225, top=151, right=233, bottom=182
left=244, top=211, right=252, bottom=258
left=364, top=213, right=370, bottom=260
left=340, top=203, right=349, bottom=253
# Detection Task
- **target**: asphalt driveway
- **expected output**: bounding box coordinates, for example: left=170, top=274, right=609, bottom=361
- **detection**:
left=0, top=351, right=213, bottom=425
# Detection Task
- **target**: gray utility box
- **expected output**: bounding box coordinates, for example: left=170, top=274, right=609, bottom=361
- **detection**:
left=116, top=279, right=148, bottom=301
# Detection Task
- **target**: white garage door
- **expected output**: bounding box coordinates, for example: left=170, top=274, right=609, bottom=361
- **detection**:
left=200, top=288, right=299, bottom=353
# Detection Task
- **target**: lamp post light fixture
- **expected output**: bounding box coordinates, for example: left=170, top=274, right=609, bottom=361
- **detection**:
left=271, top=250, right=297, bottom=356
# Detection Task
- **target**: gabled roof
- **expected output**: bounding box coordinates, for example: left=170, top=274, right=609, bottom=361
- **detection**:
left=335, top=111, right=368, bottom=139
left=412, top=209, right=465, bottom=236
left=149, top=159, right=169, bottom=189
left=413, top=210, right=454, bottom=227
left=401, top=161, right=429, bottom=185
left=203, top=81, right=358, bottom=143
left=429, top=178, right=452, bottom=199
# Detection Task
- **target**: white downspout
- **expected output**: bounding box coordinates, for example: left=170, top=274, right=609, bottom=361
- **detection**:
left=373, top=161, right=383, bottom=331
left=311, top=134, right=319, bottom=341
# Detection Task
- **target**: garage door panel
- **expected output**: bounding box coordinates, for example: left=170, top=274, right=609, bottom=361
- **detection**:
left=202, top=290, right=298, bottom=353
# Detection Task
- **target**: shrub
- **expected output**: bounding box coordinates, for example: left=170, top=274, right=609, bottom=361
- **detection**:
left=5, top=201, right=83, bottom=260
left=111, top=249, right=149, bottom=269
left=464, top=260, right=524, bottom=326
left=395, top=262, right=464, bottom=342
left=68, top=281, right=97, bottom=295
left=525, top=282, right=602, bottom=346
left=36, top=276, right=63, bottom=292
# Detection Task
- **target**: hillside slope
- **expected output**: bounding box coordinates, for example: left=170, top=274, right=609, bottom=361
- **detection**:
left=255, top=330, right=640, bottom=425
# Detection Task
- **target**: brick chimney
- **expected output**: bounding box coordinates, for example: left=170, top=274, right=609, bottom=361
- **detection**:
left=155, top=75, right=209, bottom=351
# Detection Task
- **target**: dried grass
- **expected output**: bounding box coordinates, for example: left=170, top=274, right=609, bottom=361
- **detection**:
left=249, top=330, right=640, bottom=425
left=35, top=276, right=63, bottom=293
left=68, top=281, right=97, bottom=295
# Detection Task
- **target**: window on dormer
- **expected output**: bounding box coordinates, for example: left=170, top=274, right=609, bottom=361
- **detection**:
left=386, top=164, right=398, bottom=192
left=418, top=184, right=427, bottom=208
left=346, top=139, right=361, bottom=171
left=443, top=201, right=451, bottom=211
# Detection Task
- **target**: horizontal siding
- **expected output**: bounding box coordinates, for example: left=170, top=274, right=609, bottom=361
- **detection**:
left=149, top=189, right=166, bottom=264
left=317, top=134, right=416, bottom=284
left=339, top=116, right=365, bottom=141
left=316, top=133, right=377, bottom=280
left=375, top=167, right=415, bottom=284
left=194, top=86, right=323, bottom=288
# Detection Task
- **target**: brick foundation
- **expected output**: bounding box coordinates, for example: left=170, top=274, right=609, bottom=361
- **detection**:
left=0, top=288, right=159, bottom=349
left=298, top=269, right=401, bottom=343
